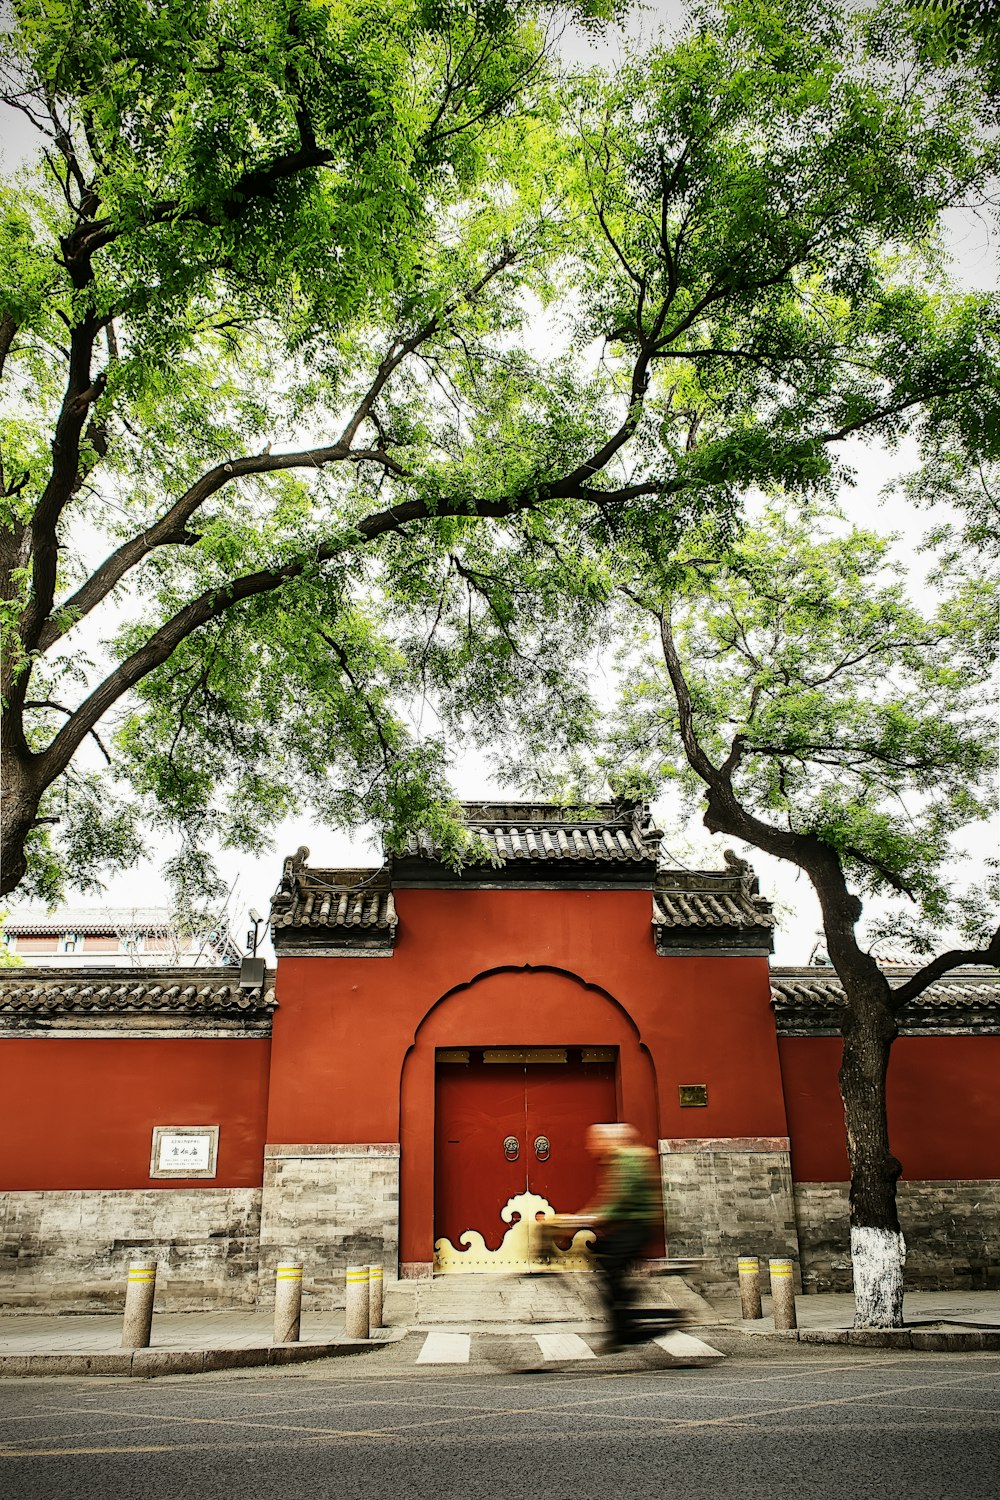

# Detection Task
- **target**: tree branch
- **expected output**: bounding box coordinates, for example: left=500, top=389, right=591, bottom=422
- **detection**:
left=655, top=601, right=885, bottom=987
left=890, top=925, right=1000, bottom=1009
left=23, top=699, right=112, bottom=764
left=36, top=242, right=526, bottom=652
left=36, top=474, right=659, bottom=782
left=36, top=441, right=406, bottom=653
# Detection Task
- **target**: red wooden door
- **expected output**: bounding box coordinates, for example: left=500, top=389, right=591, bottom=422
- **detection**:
left=524, top=1059, right=616, bottom=1213
left=435, top=1060, right=527, bottom=1253
left=434, top=1050, right=618, bottom=1265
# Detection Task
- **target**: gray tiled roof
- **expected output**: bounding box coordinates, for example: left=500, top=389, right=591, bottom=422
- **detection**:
left=401, top=801, right=662, bottom=867
left=271, top=878, right=397, bottom=933
left=0, top=967, right=276, bottom=1027
left=652, top=853, right=774, bottom=952
left=771, top=967, right=1000, bottom=1034
left=653, top=885, right=776, bottom=930
left=270, top=806, right=664, bottom=942
left=270, top=852, right=397, bottom=948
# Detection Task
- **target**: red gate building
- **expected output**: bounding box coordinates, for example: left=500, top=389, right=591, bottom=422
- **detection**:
left=1, top=802, right=997, bottom=1308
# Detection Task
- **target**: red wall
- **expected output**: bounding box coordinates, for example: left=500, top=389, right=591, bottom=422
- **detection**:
left=778, top=1035, right=1000, bottom=1182
left=0, top=1039, right=270, bottom=1189
left=267, top=887, right=788, bottom=1261
left=268, top=889, right=785, bottom=1146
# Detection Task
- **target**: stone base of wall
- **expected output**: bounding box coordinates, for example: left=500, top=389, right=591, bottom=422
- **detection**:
left=660, top=1137, right=800, bottom=1291
left=795, top=1181, right=1000, bottom=1292
left=258, top=1144, right=400, bottom=1309
left=0, top=1189, right=262, bottom=1311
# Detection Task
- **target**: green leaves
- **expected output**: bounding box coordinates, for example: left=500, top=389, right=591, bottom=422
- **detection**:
left=3, top=0, right=1000, bottom=904
left=609, top=503, right=998, bottom=929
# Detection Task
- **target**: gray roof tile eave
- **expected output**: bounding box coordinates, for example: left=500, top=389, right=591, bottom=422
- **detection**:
left=770, top=967, right=1000, bottom=1011
left=653, top=890, right=775, bottom=931
left=0, top=965, right=276, bottom=1017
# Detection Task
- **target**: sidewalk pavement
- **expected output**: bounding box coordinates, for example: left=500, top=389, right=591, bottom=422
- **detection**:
left=704, top=1288, right=1000, bottom=1351
left=2, top=1283, right=999, bottom=1378
left=0, top=1308, right=404, bottom=1378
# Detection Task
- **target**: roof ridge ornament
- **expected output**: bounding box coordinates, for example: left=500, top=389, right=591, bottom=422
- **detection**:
left=631, top=802, right=663, bottom=851
left=723, top=848, right=760, bottom=896
left=273, top=846, right=310, bottom=913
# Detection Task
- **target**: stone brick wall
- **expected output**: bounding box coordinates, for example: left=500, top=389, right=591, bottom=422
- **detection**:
left=0, top=1188, right=262, bottom=1311
left=258, top=1144, right=400, bottom=1309
left=660, top=1137, right=800, bottom=1290
left=794, top=1180, right=1000, bottom=1292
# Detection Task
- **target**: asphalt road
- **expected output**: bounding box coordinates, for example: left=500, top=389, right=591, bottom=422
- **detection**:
left=2, top=1335, right=999, bottom=1500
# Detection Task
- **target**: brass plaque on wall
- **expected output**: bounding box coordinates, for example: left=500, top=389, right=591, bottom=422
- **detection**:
left=679, top=1083, right=708, bottom=1107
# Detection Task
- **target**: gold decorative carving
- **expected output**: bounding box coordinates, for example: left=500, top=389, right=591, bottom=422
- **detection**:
left=482, top=1048, right=568, bottom=1064
left=434, top=1190, right=596, bottom=1273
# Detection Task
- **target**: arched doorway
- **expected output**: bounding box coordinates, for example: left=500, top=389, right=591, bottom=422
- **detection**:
left=398, top=966, right=660, bottom=1275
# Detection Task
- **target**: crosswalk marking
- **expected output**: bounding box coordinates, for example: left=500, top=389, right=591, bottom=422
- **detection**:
left=410, top=1329, right=725, bottom=1367
left=653, top=1330, right=726, bottom=1362
left=416, top=1332, right=471, bottom=1364
left=534, top=1333, right=598, bottom=1362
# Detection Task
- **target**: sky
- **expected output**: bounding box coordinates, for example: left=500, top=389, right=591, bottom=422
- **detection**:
left=2, top=1, right=997, bottom=963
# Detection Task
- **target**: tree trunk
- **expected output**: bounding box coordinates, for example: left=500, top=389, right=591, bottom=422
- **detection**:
left=0, top=737, right=41, bottom=898
left=839, top=985, right=904, bottom=1327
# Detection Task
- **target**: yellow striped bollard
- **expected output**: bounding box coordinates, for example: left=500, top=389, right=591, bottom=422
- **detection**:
left=738, top=1256, right=762, bottom=1320
left=345, top=1264, right=370, bottom=1339
left=769, top=1258, right=797, bottom=1329
left=273, top=1262, right=303, bottom=1343
left=121, top=1260, right=157, bottom=1349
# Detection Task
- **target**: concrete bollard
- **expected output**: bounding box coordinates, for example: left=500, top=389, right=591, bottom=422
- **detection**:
left=273, top=1262, right=303, bottom=1344
left=121, top=1260, right=157, bottom=1349
left=769, top=1258, right=797, bottom=1330
left=345, top=1264, right=370, bottom=1339
left=368, top=1264, right=384, bottom=1330
left=738, top=1256, right=763, bottom=1320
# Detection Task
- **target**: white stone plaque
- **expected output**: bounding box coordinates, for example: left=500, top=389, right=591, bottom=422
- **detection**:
left=149, top=1125, right=219, bottom=1179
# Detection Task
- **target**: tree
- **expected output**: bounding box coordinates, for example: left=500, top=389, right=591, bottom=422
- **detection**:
left=602, top=506, right=999, bottom=1325
left=2, top=0, right=998, bottom=905
left=0, top=0, right=625, bottom=897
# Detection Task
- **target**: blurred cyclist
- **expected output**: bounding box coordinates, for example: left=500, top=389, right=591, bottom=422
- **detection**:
left=576, top=1122, right=661, bottom=1351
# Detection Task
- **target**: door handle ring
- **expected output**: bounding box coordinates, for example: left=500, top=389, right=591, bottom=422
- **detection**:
left=503, top=1135, right=520, bottom=1161
left=534, top=1135, right=550, bottom=1162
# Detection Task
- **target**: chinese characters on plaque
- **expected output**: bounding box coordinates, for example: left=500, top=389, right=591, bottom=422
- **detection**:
left=149, top=1125, right=219, bottom=1178
left=159, top=1133, right=211, bottom=1171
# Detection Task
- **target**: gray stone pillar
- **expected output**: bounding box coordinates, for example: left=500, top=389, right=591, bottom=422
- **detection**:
left=273, top=1262, right=303, bottom=1343
left=660, top=1137, right=800, bottom=1290
left=345, top=1265, right=370, bottom=1339
left=258, top=1144, right=400, bottom=1308
left=769, top=1258, right=797, bottom=1329
left=121, top=1261, right=157, bottom=1349
left=738, top=1255, right=762, bottom=1319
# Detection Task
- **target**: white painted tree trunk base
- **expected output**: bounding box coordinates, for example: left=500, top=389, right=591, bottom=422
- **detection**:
left=852, top=1226, right=906, bottom=1328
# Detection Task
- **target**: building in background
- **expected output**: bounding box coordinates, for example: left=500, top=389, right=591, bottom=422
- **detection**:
left=1, top=906, right=241, bottom=968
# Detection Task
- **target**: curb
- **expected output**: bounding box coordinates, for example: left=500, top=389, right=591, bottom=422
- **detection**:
left=0, top=1333, right=403, bottom=1379
left=735, top=1326, right=1000, bottom=1351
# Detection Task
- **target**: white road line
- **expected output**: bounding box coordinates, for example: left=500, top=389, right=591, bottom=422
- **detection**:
left=534, top=1334, right=598, bottom=1362
left=416, top=1332, right=471, bottom=1365
left=653, top=1331, right=726, bottom=1362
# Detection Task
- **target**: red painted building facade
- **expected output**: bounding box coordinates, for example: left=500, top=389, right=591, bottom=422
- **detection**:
left=1, top=802, right=997, bottom=1308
